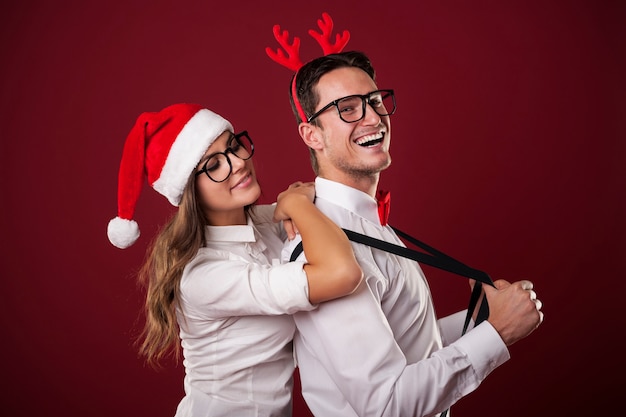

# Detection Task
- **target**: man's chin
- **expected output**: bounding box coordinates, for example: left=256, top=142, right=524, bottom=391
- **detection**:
left=371, top=156, right=392, bottom=173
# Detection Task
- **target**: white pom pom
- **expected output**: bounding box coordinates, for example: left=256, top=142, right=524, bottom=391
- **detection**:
left=107, top=217, right=140, bottom=249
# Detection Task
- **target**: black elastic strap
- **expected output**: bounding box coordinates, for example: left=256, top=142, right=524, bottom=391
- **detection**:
left=348, top=228, right=494, bottom=288
left=345, top=228, right=492, bottom=328
left=290, top=227, right=492, bottom=327
left=289, top=241, right=304, bottom=262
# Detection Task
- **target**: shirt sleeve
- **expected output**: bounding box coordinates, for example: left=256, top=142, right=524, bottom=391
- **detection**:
left=180, top=253, right=314, bottom=319
left=293, top=284, right=509, bottom=417
left=438, top=310, right=469, bottom=346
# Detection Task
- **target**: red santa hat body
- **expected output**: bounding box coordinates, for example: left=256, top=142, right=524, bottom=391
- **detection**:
left=107, top=103, right=233, bottom=249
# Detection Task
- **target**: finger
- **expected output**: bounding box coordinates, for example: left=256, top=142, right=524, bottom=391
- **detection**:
left=283, top=219, right=296, bottom=240
left=520, top=280, right=533, bottom=291
left=492, top=279, right=511, bottom=290
left=529, top=290, right=537, bottom=301
left=534, top=298, right=543, bottom=311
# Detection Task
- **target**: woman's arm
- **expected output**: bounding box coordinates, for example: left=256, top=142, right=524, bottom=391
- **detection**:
left=274, top=182, right=363, bottom=303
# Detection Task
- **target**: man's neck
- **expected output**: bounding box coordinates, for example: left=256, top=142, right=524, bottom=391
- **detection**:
left=318, top=171, right=380, bottom=198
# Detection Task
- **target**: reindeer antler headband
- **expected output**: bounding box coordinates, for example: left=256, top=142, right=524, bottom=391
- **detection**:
left=265, top=12, right=350, bottom=122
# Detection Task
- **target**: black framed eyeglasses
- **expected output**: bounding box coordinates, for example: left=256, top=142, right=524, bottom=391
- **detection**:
left=195, top=131, right=254, bottom=183
left=307, top=89, right=396, bottom=123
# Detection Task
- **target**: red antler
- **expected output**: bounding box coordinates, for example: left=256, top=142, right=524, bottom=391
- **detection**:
left=265, top=25, right=304, bottom=71
left=265, top=13, right=351, bottom=123
left=308, top=12, right=350, bottom=55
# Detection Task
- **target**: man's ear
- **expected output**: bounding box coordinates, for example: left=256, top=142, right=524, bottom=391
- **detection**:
left=298, top=123, right=324, bottom=150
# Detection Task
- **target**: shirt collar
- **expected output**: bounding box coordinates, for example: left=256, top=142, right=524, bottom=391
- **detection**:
left=204, top=215, right=257, bottom=243
left=315, top=177, right=381, bottom=225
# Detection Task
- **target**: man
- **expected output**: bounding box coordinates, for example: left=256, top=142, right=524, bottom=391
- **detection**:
left=282, top=51, right=544, bottom=416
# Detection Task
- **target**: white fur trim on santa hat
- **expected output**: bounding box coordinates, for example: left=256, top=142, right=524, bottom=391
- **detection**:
left=153, top=108, right=232, bottom=206
left=107, top=217, right=140, bottom=249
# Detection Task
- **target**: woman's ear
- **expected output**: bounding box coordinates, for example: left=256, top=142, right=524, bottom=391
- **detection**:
left=298, top=123, right=324, bottom=150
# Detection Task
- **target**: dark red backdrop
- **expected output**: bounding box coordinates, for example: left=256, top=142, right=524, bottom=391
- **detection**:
left=1, top=1, right=624, bottom=416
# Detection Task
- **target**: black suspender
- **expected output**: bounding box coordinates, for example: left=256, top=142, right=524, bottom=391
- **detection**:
left=289, top=226, right=494, bottom=333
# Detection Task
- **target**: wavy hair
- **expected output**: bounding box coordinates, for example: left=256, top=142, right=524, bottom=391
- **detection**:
left=136, top=172, right=206, bottom=367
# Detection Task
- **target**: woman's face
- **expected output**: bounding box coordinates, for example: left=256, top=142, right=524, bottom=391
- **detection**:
left=195, top=130, right=261, bottom=225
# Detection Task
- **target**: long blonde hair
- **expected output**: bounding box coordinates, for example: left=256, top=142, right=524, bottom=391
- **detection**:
left=137, top=172, right=206, bottom=367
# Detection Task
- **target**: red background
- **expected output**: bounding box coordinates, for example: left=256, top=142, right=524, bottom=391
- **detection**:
left=1, top=1, right=624, bottom=416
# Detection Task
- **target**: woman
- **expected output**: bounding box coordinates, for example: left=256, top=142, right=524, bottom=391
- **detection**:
left=107, top=103, right=362, bottom=416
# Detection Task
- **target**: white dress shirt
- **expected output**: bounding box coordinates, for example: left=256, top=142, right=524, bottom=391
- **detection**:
left=282, top=177, right=510, bottom=417
left=174, top=204, right=314, bottom=417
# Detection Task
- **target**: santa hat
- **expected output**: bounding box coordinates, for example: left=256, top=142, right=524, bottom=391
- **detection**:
left=107, top=103, right=233, bottom=249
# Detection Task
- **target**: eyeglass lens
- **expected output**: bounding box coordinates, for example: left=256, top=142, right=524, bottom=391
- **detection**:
left=203, top=133, right=254, bottom=182
left=338, top=91, right=395, bottom=122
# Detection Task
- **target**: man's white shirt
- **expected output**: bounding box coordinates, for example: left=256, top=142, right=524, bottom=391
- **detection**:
left=282, top=177, right=509, bottom=417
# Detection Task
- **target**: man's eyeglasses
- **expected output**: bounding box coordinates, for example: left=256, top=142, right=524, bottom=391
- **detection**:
left=195, top=131, right=254, bottom=183
left=307, top=89, right=396, bottom=123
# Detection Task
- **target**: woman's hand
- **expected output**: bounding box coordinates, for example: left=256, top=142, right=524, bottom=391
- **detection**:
left=274, top=182, right=316, bottom=240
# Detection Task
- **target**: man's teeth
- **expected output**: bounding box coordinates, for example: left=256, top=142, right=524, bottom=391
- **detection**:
left=355, top=133, right=384, bottom=147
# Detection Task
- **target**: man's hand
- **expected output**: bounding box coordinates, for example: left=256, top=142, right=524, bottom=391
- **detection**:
left=483, top=279, right=544, bottom=346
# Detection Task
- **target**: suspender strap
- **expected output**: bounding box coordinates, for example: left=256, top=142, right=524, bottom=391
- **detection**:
left=289, top=241, right=304, bottom=262
left=289, top=227, right=493, bottom=327
left=390, top=226, right=492, bottom=332
left=349, top=228, right=494, bottom=287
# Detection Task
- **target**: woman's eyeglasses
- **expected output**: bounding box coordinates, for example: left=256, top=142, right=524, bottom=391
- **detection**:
left=195, top=131, right=254, bottom=183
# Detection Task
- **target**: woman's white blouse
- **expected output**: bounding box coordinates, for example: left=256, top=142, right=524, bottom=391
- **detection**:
left=174, top=205, right=313, bottom=417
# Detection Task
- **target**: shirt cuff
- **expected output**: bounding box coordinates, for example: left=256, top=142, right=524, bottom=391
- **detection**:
left=270, top=260, right=316, bottom=313
left=452, top=321, right=510, bottom=380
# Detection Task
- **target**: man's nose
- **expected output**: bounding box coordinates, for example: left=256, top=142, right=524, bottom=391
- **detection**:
left=362, top=102, right=382, bottom=124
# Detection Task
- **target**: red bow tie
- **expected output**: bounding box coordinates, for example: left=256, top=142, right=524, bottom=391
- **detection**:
left=376, top=189, right=391, bottom=226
